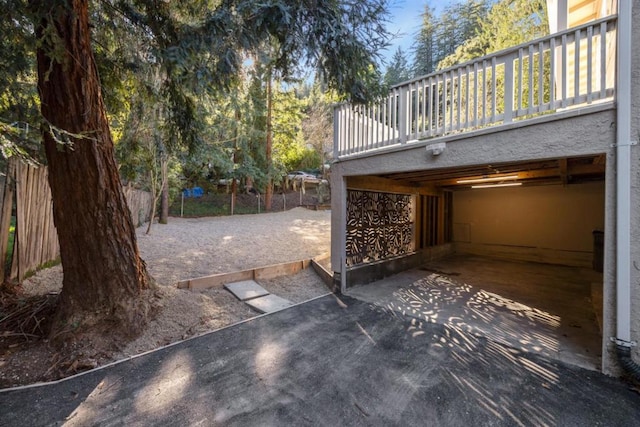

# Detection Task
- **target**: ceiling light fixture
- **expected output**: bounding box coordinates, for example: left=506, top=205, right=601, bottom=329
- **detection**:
left=471, top=182, right=523, bottom=189
left=457, top=174, right=519, bottom=184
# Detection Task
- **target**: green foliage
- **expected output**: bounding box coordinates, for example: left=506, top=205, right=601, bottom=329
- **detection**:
left=438, top=0, right=549, bottom=69
left=169, top=194, right=260, bottom=217
left=23, top=257, right=61, bottom=281
left=0, top=0, right=43, bottom=162
left=272, top=83, right=305, bottom=174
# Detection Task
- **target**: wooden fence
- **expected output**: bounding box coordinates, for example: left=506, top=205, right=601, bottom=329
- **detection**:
left=123, top=185, right=154, bottom=227
left=0, top=159, right=154, bottom=282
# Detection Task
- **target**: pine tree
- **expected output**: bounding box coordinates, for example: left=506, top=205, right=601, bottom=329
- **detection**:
left=412, top=1, right=491, bottom=76
left=384, top=47, right=411, bottom=86
left=413, top=5, right=437, bottom=76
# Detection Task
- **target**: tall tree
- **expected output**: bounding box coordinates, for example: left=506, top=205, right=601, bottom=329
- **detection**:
left=28, top=0, right=391, bottom=340
left=30, top=0, right=154, bottom=340
left=412, top=0, right=491, bottom=76
left=384, top=47, right=411, bottom=86
left=413, top=5, right=437, bottom=76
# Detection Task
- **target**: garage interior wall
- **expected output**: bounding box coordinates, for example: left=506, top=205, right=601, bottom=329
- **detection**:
left=452, top=181, right=605, bottom=267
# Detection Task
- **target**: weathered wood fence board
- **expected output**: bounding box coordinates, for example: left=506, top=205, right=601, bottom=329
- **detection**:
left=123, top=185, right=154, bottom=228
left=0, top=159, right=154, bottom=282
left=0, top=166, right=14, bottom=279
left=9, top=159, right=58, bottom=281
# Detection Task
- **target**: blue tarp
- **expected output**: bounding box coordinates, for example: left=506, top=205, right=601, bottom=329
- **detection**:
left=183, top=187, right=204, bottom=198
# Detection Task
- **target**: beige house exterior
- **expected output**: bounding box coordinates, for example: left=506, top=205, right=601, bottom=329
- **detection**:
left=330, top=0, right=639, bottom=376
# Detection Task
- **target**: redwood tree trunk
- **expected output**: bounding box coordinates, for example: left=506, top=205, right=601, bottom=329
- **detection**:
left=32, top=0, right=152, bottom=338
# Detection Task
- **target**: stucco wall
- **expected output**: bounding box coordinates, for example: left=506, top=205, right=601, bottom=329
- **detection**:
left=332, top=109, right=616, bottom=276
left=452, top=182, right=605, bottom=266
left=631, top=0, right=640, bottom=373
left=611, top=0, right=640, bottom=375
left=600, top=0, right=640, bottom=376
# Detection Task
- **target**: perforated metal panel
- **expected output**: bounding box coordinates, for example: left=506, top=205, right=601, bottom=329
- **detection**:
left=346, top=190, right=413, bottom=266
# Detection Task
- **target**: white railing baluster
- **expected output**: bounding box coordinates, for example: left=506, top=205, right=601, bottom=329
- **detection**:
left=415, top=82, right=420, bottom=138
left=538, top=41, right=544, bottom=108
left=341, top=105, right=347, bottom=155
left=473, top=62, right=479, bottom=128
left=456, top=68, right=462, bottom=131
left=587, top=25, right=593, bottom=102
left=561, top=33, right=568, bottom=106
left=528, top=44, right=534, bottom=114
left=363, top=104, right=368, bottom=149
left=442, top=72, right=448, bottom=133
left=574, top=29, right=581, bottom=102
left=482, top=59, right=487, bottom=125
left=600, top=21, right=607, bottom=98
left=390, top=88, right=396, bottom=143
left=385, top=94, right=391, bottom=145
left=427, top=76, right=434, bottom=137
left=352, top=105, right=358, bottom=154
left=450, top=71, right=455, bottom=131
left=359, top=105, right=363, bottom=151
left=411, top=82, right=418, bottom=139
left=345, top=106, right=350, bottom=154
left=336, top=105, right=341, bottom=156
left=435, top=75, right=440, bottom=132
left=374, top=103, right=378, bottom=147
left=358, top=106, right=363, bottom=151
left=398, top=87, right=407, bottom=144
left=465, top=65, right=471, bottom=128
left=491, top=57, right=497, bottom=122
left=550, top=37, right=556, bottom=110
left=518, top=47, right=524, bottom=112
left=419, top=82, right=423, bottom=136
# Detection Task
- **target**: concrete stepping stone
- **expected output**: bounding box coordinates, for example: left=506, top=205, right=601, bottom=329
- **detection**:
left=225, top=280, right=269, bottom=301
left=245, top=294, right=293, bottom=314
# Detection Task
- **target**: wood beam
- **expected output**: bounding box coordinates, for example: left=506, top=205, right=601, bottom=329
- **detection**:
left=559, top=158, right=569, bottom=185
left=347, top=175, right=439, bottom=195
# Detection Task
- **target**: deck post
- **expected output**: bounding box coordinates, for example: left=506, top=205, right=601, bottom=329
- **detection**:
left=398, top=86, right=408, bottom=144
left=333, top=105, right=340, bottom=157
left=504, top=55, right=514, bottom=123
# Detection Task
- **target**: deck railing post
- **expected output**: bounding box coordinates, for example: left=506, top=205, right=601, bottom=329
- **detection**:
left=504, top=55, right=514, bottom=123
left=333, top=105, right=341, bottom=157
left=398, top=86, right=408, bottom=144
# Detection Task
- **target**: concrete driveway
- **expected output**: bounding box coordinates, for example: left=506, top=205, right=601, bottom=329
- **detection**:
left=1, top=294, right=639, bottom=426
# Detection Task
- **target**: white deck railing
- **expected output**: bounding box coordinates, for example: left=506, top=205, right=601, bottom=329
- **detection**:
left=334, top=16, right=617, bottom=158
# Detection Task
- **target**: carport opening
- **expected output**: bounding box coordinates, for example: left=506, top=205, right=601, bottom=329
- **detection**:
left=345, top=155, right=605, bottom=370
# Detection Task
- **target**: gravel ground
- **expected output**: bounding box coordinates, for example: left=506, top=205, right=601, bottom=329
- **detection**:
left=5, top=208, right=333, bottom=385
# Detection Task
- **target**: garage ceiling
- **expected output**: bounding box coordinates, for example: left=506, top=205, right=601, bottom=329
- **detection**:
left=378, top=154, right=606, bottom=189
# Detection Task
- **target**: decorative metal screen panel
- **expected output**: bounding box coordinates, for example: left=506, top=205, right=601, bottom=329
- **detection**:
left=346, top=190, right=413, bottom=266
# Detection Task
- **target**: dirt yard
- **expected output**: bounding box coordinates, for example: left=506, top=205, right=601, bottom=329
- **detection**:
left=0, top=207, right=332, bottom=388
